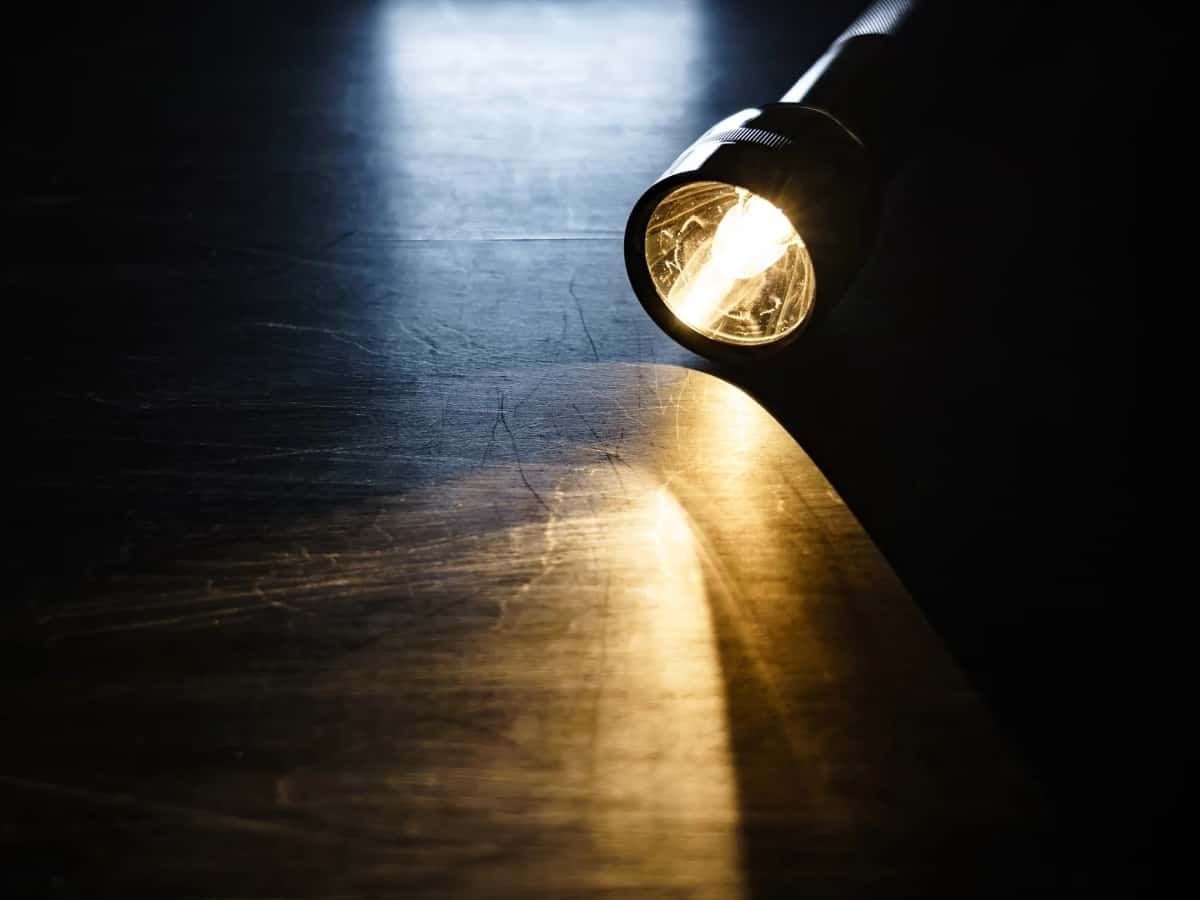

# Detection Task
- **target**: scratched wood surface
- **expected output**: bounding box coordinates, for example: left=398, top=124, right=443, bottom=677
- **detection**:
left=3, top=2, right=1051, bottom=897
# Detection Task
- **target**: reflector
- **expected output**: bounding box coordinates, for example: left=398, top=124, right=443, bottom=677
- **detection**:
left=645, top=182, right=815, bottom=346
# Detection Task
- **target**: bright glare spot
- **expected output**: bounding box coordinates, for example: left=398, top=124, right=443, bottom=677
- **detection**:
left=652, top=485, right=697, bottom=578
left=670, top=252, right=738, bottom=333
left=711, top=194, right=800, bottom=280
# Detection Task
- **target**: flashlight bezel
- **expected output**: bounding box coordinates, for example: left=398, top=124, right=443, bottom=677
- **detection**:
left=625, top=104, right=877, bottom=366
left=628, top=170, right=814, bottom=361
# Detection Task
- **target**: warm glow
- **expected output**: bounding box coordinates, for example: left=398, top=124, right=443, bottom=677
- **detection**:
left=667, top=248, right=738, bottom=331
left=171, top=362, right=862, bottom=896
left=711, top=193, right=799, bottom=280
left=645, top=182, right=815, bottom=345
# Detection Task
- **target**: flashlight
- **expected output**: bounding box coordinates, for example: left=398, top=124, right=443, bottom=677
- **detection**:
left=625, top=0, right=925, bottom=363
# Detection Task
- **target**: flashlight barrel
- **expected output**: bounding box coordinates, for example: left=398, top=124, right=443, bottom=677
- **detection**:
left=623, top=0, right=953, bottom=364
left=781, top=0, right=933, bottom=170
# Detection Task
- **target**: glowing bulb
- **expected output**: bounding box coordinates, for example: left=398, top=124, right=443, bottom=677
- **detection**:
left=711, top=194, right=799, bottom=279
left=644, top=181, right=815, bottom=346
left=667, top=191, right=799, bottom=332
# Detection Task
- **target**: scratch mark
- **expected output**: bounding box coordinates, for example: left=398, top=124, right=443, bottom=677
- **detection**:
left=218, top=437, right=397, bottom=465
left=571, top=403, right=625, bottom=495
left=480, top=390, right=503, bottom=467
left=372, top=518, right=398, bottom=547
left=253, top=578, right=301, bottom=613
left=568, top=274, right=600, bottom=362
left=125, top=469, right=382, bottom=488
left=433, top=393, right=449, bottom=472
left=513, top=314, right=569, bottom=413
left=395, top=321, right=439, bottom=355
left=63, top=602, right=287, bottom=635
left=433, top=319, right=480, bottom=351
left=351, top=233, right=620, bottom=244
left=512, top=370, right=553, bottom=413
left=498, top=392, right=552, bottom=513
left=675, top=395, right=683, bottom=447
left=249, top=321, right=383, bottom=358
left=208, top=242, right=370, bottom=280
left=0, top=775, right=345, bottom=846
left=323, top=229, right=356, bottom=250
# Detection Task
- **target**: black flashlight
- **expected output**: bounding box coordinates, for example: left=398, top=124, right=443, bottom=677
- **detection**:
left=625, top=0, right=928, bottom=364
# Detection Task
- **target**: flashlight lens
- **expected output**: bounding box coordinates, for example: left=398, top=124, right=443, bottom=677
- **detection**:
left=644, top=182, right=815, bottom=346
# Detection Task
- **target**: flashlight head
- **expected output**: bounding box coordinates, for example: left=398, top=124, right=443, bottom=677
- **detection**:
left=626, top=104, right=877, bottom=364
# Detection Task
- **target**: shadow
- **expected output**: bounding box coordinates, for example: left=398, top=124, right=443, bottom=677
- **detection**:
left=653, top=372, right=1049, bottom=898
left=693, top=3, right=1158, bottom=892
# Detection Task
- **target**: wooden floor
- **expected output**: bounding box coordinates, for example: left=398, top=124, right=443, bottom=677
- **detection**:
left=3, top=1, right=1155, bottom=896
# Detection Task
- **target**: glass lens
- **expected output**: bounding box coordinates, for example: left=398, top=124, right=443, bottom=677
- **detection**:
left=644, top=181, right=815, bottom=346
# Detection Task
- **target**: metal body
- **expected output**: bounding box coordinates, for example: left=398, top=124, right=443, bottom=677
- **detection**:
left=625, top=0, right=926, bottom=364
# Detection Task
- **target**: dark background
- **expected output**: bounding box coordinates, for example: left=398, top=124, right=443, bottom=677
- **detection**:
left=4, top=0, right=1164, bottom=895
